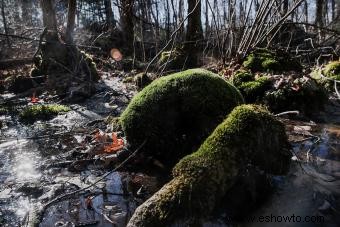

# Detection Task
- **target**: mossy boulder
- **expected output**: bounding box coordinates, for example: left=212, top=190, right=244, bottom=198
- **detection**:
left=127, top=105, right=291, bottom=227
left=238, top=77, right=272, bottom=103
left=264, top=76, right=328, bottom=115
left=230, top=70, right=254, bottom=86
left=243, top=48, right=302, bottom=72
left=121, top=68, right=244, bottom=167
left=19, top=104, right=70, bottom=123
left=230, top=70, right=272, bottom=103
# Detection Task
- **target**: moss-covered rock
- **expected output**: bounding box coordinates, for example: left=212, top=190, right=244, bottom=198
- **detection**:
left=19, top=104, right=70, bottom=123
left=243, top=48, right=302, bottom=72
left=121, top=68, right=244, bottom=167
left=264, top=76, right=328, bottom=115
left=157, top=49, right=187, bottom=71
left=127, top=105, right=291, bottom=227
left=229, top=70, right=272, bottom=103
left=230, top=70, right=255, bottom=86
left=105, top=116, right=122, bottom=131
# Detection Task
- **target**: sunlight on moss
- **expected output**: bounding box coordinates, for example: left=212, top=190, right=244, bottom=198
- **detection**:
left=19, top=104, right=70, bottom=123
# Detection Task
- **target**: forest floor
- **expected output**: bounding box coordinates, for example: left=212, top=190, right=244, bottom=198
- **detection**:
left=0, top=64, right=340, bottom=227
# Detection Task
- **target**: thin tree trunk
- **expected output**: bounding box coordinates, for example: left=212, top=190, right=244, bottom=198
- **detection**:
left=120, top=0, right=134, bottom=55
left=104, top=0, right=115, bottom=27
left=40, top=0, right=58, bottom=41
left=185, top=0, right=203, bottom=67
left=315, top=0, right=324, bottom=41
left=304, top=0, right=308, bottom=23
left=1, top=0, right=10, bottom=47
left=21, top=0, right=33, bottom=26
left=283, top=0, right=289, bottom=15
left=331, top=0, right=335, bottom=21
left=66, top=0, right=76, bottom=43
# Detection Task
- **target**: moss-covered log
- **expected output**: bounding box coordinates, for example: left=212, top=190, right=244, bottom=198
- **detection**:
left=121, top=69, right=244, bottom=167
left=127, top=105, right=291, bottom=227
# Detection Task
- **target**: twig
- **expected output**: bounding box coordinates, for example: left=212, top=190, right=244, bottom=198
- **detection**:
left=275, top=110, right=300, bottom=117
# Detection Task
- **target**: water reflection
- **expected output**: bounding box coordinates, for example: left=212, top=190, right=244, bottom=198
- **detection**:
left=0, top=139, right=41, bottom=183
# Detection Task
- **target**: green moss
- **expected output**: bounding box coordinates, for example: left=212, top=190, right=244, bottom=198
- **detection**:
left=127, top=105, right=291, bottom=227
left=19, top=104, right=70, bottom=123
left=229, top=70, right=271, bottom=103
left=311, top=62, right=340, bottom=92
left=230, top=70, right=254, bottom=86
left=121, top=68, right=244, bottom=167
left=243, top=48, right=302, bottom=72
left=105, top=116, right=122, bottom=131
left=262, top=58, right=281, bottom=71
left=323, top=61, right=340, bottom=78
left=238, top=76, right=271, bottom=103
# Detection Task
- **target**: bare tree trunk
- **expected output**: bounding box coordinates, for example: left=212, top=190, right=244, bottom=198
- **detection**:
left=315, top=0, right=324, bottom=41
left=304, top=0, right=308, bottom=23
left=282, top=0, right=289, bottom=15
left=104, top=0, right=115, bottom=28
left=205, top=0, right=209, bottom=37
left=1, top=0, right=10, bottom=47
left=331, top=0, right=336, bottom=21
left=120, top=0, right=134, bottom=55
left=178, top=0, right=184, bottom=37
left=21, top=0, right=33, bottom=26
left=66, top=0, right=76, bottom=43
left=185, top=0, right=203, bottom=67
left=40, top=0, right=58, bottom=41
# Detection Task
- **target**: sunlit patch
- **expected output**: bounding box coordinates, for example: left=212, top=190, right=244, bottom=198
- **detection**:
left=14, top=197, right=32, bottom=218
left=0, top=139, right=42, bottom=182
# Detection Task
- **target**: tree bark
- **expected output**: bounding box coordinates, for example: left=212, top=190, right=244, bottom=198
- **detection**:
left=315, top=0, right=324, bottom=27
left=120, top=0, right=134, bottom=55
left=315, top=0, right=324, bottom=41
left=104, top=0, right=115, bottom=28
left=185, top=0, right=203, bottom=67
left=21, top=0, right=33, bottom=26
left=282, top=0, right=289, bottom=15
left=40, top=0, right=58, bottom=41
left=66, top=0, right=76, bottom=43
left=1, top=0, right=10, bottom=47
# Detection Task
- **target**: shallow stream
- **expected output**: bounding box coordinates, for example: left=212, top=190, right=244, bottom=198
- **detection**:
left=0, top=84, right=339, bottom=226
